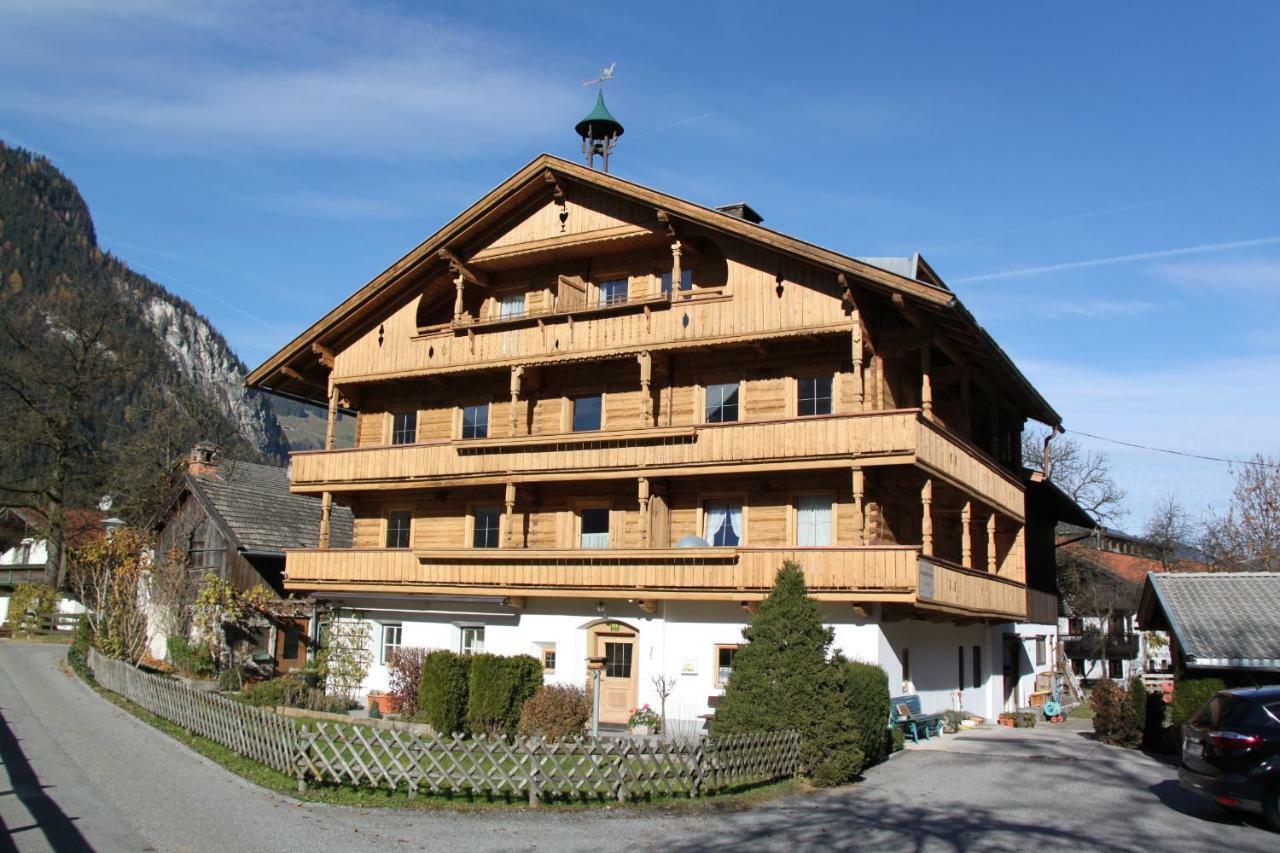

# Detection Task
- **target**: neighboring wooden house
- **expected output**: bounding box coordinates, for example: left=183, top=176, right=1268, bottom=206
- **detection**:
left=151, top=442, right=353, bottom=671
left=243, top=96, right=1085, bottom=726
left=1138, top=572, right=1280, bottom=686
left=0, top=506, right=104, bottom=627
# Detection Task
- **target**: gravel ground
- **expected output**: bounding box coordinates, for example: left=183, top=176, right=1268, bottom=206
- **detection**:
left=1, top=642, right=1276, bottom=852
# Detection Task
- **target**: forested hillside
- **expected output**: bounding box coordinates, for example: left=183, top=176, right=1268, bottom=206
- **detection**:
left=0, top=141, right=289, bottom=524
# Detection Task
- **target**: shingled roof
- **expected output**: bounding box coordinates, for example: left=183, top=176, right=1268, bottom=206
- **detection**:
left=192, top=459, right=352, bottom=553
left=1139, top=572, right=1280, bottom=672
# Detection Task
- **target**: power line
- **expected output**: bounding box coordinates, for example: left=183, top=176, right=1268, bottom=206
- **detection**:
left=1066, top=429, right=1279, bottom=468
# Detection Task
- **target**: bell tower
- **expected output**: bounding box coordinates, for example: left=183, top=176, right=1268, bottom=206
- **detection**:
left=576, top=65, right=624, bottom=172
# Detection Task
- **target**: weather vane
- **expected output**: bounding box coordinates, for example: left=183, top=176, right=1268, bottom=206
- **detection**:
left=575, top=63, right=623, bottom=172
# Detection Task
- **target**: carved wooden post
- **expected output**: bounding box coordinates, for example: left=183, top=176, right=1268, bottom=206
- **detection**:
left=920, top=478, right=933, bottom=557
left=920, top=344, right=933, bottom=418
left=452, top=272, right=466, bottom=323
left=960, top=501, right=972, bottom=569
left=324, top=377, right=339, bottom=451
left=851, top=466, right=865, bottom=545
left=509, top=366, right=524, bottom=435
left=638, top=477, right=651, bottom=546
left=670, top=241, right=682, bottom=299
left=637, top=351, right=653, bottom=428
left=850, top=309, right=864, bottom=411
left=987, top=512, right=998, bottom=574
left=504, top=482, right=517, bottom=548
left=319, top=491, right=332, bottom=548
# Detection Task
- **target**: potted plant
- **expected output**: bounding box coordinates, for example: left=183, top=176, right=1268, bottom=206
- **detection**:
left=944, top=710, right=965, bottom=733
left=997, top=712, right=1016, bottom=727
left=367, top=691, right=401, bottom=716
left=627, top=704, right=661, bottom=735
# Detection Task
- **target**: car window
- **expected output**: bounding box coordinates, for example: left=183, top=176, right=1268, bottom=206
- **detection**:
left=1190, top=695, right=1239, bottom=727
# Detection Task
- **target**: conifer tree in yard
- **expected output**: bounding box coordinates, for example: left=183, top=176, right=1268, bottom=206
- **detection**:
left=713, top=562, right=863, bottom=785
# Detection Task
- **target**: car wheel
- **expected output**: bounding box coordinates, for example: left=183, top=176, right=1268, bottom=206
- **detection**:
left=1265, top=785, right=1280, bottom=832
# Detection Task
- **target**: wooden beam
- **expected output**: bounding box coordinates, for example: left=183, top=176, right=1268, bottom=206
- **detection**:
left=851, top=466, right=866, bottom=545
left=987, top=512, right=998, bottom=574
left=921, top=477, right=934, bottom=557
left=437, top=247, right=488, bottom=287
left=637, top=352, right=653, bottom=428
left=509, top=366, right=524, bottom=434
left=637, top=600, right=659, bottom=615
left=311, top=343, right=335, bottom=369
left=961, top=501, right=972, bottom=569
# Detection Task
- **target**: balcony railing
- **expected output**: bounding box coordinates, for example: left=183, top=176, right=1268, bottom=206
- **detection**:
left=289, top=409, right=1025, bottom=518
left=1062, top=633, right=1140, bottom=660
left=283, top=546, right=1026, bottom=619
left=0, top=564, right=48, bottom=588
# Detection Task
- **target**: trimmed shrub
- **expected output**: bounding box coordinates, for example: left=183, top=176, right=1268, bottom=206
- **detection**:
left=890, top=726, right=905, bottom=753
left=714, top=563, right=863, bottom=785
left=1089, top=679, right=1130, bottom=744
left=418, top=650, right=472, bottom=734
left=386, top=647, right=427, bottom=718
left=1171, top=677, right=1226, bottom=730
left=1126, top=676, right=1148, bottom=736
left=518, top=684, right=592, bottom=737
left=8, top=583, right=58, bottom=635
left=239, top=676, right=350, bottom=714
left=167, top=636, right=216, bottom=679
left=466, top=653, right=543, bottom=736
left=842, top=660, right=891, bottom=768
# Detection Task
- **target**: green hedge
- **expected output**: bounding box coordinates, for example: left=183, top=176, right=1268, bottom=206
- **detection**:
left=418, top=650, right=472, bottom=734
left=842, top=660, right=891, bottom=769
left=466, top=653, right=543, bottom=736
left=1170, top=677, right=1226, bottom=730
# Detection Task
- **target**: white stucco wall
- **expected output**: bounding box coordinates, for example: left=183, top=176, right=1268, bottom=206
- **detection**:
left=995, top=622, right=1057, bottom=710
left=328, top=596, right=1008, bottom=729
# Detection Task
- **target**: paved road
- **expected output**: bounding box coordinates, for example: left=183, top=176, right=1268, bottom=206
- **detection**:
left=1, top=642, right=1275, bottom=852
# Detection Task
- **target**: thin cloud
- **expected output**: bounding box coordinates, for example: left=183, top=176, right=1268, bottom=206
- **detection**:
left=1152, top=259, right=1280, bottom=294
left=953, top=236, right=1280, bottom=283
left=627, top=111, right=717, bottom=140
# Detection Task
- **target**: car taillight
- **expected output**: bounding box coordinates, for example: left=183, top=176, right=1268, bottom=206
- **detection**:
left=1209, top=731, right=1261, bottom=751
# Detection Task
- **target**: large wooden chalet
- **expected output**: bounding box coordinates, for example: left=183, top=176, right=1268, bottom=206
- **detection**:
left=248, top=113, right=1070, bottom=725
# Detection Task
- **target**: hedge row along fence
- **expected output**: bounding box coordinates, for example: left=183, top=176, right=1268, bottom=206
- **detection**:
left=88, top=650, right=800, bottom=803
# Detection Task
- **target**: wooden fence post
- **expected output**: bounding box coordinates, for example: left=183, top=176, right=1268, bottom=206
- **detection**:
left=527, top=737, right=541, bottom=806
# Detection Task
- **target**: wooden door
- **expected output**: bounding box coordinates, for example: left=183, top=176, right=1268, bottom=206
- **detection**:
left=593, top=626, right=638, bottom=725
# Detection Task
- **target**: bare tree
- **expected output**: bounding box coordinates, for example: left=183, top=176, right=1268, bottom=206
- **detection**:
left=1023, top=430, right=1127, bottom=524
left=1201, top=456, right=1280, bottom=572
left=1143, top=494, right=1195, bottom=570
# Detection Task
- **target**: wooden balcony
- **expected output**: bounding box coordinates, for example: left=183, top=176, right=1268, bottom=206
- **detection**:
left=283, top=545, right=1027, bottom=620
left=0, top=564, right=47, bottom=589
left=289, top=409, right=1025, bottom=519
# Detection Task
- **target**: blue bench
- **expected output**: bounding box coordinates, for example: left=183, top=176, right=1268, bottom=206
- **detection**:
left=890, top=694, right=944, bottom=743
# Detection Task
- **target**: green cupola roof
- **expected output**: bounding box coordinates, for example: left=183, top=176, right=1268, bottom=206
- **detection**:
left=575, top=90, right=624, bottom=140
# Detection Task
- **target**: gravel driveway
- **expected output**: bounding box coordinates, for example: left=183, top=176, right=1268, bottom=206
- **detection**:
left=1, top=642, right=1275, bottom=852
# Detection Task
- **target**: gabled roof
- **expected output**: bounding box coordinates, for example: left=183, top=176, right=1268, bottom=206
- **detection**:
left=246, top=154, right=1059, bottom=426
left=182, top=460, right=352, bottom=554
left=1138, top=572, right=1280, bottom=671
left=0, top=506, right=106, bottom=548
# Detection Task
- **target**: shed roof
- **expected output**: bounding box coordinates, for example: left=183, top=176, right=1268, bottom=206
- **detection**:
left=1138, top=572, right=1280, bottom=671
left=190, top=460, right=352, bottom=554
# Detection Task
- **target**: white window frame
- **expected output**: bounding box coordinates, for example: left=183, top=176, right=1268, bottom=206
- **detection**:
left=459, top=625, right=485, bottom=656
left=381, top=623, right=402, bottom=664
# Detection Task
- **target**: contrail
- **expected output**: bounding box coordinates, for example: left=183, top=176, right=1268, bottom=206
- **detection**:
left=628, top=111, right=716, bottom=139
left=952, top=236, right=1280, bottom=283
left=126, top=257, right=284, bottom=332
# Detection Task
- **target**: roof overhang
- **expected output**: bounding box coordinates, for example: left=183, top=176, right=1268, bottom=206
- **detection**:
left=247, top=154, right=1059, bottom=425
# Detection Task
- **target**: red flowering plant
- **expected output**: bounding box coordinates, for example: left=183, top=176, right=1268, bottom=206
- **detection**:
left=627, top=704, right=662, bottom=731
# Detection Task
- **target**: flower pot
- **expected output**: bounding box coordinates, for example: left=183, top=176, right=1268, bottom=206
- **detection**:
left=367, top=692, right=401, bottom=715
left=630, top=725, right=652, bottom=736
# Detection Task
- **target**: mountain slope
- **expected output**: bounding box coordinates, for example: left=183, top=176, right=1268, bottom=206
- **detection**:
left=0, top=141, right=289, bottom=518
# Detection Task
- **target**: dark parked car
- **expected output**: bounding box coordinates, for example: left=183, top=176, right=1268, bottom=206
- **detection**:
left=1180, top=686, right=1280, bottom=830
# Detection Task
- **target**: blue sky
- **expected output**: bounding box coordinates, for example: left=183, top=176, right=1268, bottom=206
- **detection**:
left=3, top=1, right=1278, bottom=530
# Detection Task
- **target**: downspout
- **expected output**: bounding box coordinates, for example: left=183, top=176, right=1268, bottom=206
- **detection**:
left=1042, top=424, right=1063, bottom=480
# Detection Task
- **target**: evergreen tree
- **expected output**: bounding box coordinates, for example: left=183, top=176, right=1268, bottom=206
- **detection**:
left=713, top=562, right=863, bottom=785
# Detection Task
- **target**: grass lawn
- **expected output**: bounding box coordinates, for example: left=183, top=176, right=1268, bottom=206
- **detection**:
left=1069, top=702, right=1094, bottom=719
left=65, top=649, right=801, bottom=812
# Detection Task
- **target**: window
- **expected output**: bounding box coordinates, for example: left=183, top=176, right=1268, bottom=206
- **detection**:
left=797, top=375, right=833, bottom=416
left=705, top=383, right=739, bottom=423
left=381, top=623, right=402, bottom=664
left=597, top=278, right=628, bottom=307
left=661, top=268, right=693, bottom=296
left=542, top=647, right=557, bottom=673
left=715, top=645, right=738, bottom=688
left=580, top=507, right=610, bottom=549
left=972, top=645, right=982, bottom=689
left=796, top=494, right=833, bottom=546
left=391, top=411, right=417, bottom=445
left=1071, top=658, right=1084, bottom=676
left=1035, top=637, right=1047, bottom=667
left=572, top=394, right=602, bottom=431
left=498, top=292, right=526, bottom=319
left=461, top=404, right=489, bottom=439
left=281, top=624, right=303, bottom=661
left=460, top=626, right=485, bottom=655
left=958, top=646, right=965, bottom=691
left=386, top=511, right=411, bottom=548
left=470, top=507, right=501, bottom=549
left=1108, top=659, right=1124, bottom=679
left=604, top=641, right=633, bottom=678
left=704, top=501, right=742, bottom=547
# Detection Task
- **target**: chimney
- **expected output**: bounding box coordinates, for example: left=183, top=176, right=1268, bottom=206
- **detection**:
left=187, top=441, right=222, bottom=479
left=715, top=202, right=764, bottom=224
